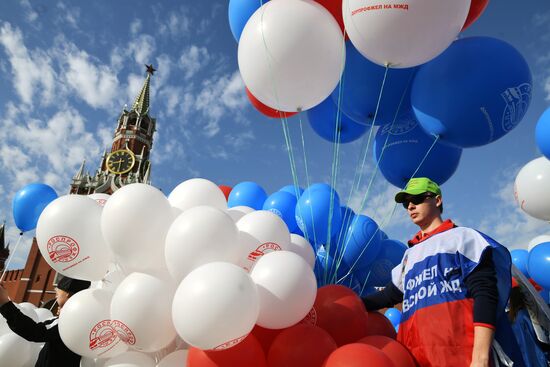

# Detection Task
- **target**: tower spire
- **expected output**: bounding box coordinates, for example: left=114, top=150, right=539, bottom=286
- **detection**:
left=131, top=64, right=156, bottom=116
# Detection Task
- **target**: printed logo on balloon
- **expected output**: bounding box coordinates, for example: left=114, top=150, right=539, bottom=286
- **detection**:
left=246, top=242, right=282, bottom=271
left=213, top=334, right=248, bottom=351
left=501, top=83, right=532, bottom=132
left=89, top=320, right=120, bottom=355
left=47, top=235, right=80, bottom=264
left=111, top=320, right=136, bottom=346
left=300, top=307, right=318, bottom=326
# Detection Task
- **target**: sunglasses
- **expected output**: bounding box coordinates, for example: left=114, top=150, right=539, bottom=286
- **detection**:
left=402, top=194, right=435, bottom=209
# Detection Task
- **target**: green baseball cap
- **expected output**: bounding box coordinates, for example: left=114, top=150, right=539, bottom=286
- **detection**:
left=395, top=177, right=442, bottom=203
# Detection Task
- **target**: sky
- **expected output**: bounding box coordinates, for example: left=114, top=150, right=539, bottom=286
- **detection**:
left=0, top=0, right=550, bottom=269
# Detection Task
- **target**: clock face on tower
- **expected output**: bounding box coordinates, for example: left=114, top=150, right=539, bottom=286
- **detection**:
left=106, top=149, right=135, bottom=174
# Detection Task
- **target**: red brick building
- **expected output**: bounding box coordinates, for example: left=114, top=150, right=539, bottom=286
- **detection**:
left=1, top=66, right=157, bottom=307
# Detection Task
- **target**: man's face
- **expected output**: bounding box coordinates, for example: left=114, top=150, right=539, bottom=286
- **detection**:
left=55, top=288, right=70, bottom=309
left=402, top=193, right=442, bottom=226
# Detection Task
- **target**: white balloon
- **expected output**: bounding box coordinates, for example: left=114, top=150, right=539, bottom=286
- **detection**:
left=89, top=193, right=111, bottom=207
left=59, top=288, right=127, bottom=359
left=80, top=357, right=106, bottom=367
left=22, top=343, right=43, bottom=367
left=17, top=302, right=37, bottom=311
left=156, top=350, right=188, bottom=367
left=101, top=184, right=173, bottom=274
left=36, top=195, right=111, bottom=280
left=34, top=308, right=54, bottom=323
left=15, top=304, right=39, bottom=322
left=165, top=206, right=240, bottom=283
left=104, top=351, right=155, bottom=367
left=0, top=320, right=9, bottom=336
left=343, top=0, right=471, bottom=68
left=111, top=273, right=176, bottom=352
left=528, top=235, right=550, bottom=251
left=238, top=0, right=345, bottom=111
left=227, top=206, right=255, bottom=223
left=515, top=157, right=550, bottom=221
left=251, top=251, right=317, bottom=329
left=92, top=265, right=126, bottom=293
left=0, top=333, right=32, bottom=367
left=288, top=234, right=316, bottom=269
left=237, top=211, right=291, bottom=272
left=168, top=178, right=227, bottom=212
left=172, top=262, right=259, bottom=350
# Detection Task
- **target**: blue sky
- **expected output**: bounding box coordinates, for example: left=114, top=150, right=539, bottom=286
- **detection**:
left=0, top=0, right=550, bottom=269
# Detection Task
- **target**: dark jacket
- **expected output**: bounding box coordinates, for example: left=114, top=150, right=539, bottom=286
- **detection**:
left=0, top=301, right=81, bottom=367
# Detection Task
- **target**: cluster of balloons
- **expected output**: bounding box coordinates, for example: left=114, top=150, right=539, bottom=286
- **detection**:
left=0, top=303, right=53, bottom=367
left=511, top=237, right=550, bottom=294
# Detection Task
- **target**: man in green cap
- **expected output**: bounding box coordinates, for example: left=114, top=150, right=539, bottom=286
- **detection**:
left=362, top=177, right=520, bottom=367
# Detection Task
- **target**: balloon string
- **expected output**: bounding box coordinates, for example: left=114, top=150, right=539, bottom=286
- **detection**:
left=327, top=65, right=390, bottom=282
left=0, top=232, right=24, bottom=283
left=331, top=69, right=415, bottom=282
left=323, top=32, right=347, bottom=285
left=337, top=134, right=441, bottom=283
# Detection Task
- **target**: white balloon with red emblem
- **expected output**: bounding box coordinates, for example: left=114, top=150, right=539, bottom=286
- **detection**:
left=168, top=178, right=228, bottom=212
left=101, top=183, right=173, bottom=274
left=165, top=206, right=240, bottom=283
left=36, top=195, right=111, bottom=281
left=251, top=251, right=317, bottom=329
left=236, top=210, right=291, bottom=272
left=288, top=234, right=316, bottom=269
left=157, top=349, right=189, bottom=367
left=0, top=332, right=33, bottom=367
left=515, top=157, right=550, bottom=221
left=59, top=288, right=127, bottom=358
left=104, top=351, right=155, bottom=367
left=172, top=262, right=259, bottom=350
left=238, top=0, right=345, bottom=112
left=110, top=272, right=177, bottom=352
left=227, top=206, right=255, bottom=223
left=343, top=0, right=471, bottom=68
left=88, top=193, right=110, bottom=207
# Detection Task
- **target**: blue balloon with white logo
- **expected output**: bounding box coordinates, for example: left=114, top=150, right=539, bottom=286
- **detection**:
left=228, top=181, right=267, bottom=210
left=511, top=249, right=530, bottom=277
left=412, top=36, right=532, bottom=148
left=295, top=184, right=342, bottom=246
left=331, top=41, right=417, bottom=126
left=308, top=95, right=367, bottom=143
left=374, top=109, right=462, bottom=188
left=279, top=185, right=304, bottom=199
left=228, top=0, right=269, bottom=42
left=263, top=191, right=298, bottom=232
left=535, top=107, right=550, bottom=160
left=339, top=215, right=382, bottom=272
left=12, top=183, right=58, bottom=232
left=528, top=242, right=550, bottom=289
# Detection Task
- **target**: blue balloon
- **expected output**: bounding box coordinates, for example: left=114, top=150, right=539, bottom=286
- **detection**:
left=384, top=308, right=402, bottom=327
left=357, top=239, right=407, bottom=289
left=227, top=181, right=267, bottom=210
left=374, top=109, right=462, bottom=188
left=339, top=215, right=382, bottom=272
left=331, top=41, right=417, bottom=126
left=295, top=184, right=342, bottom=246
left=329, top=206, right=357, bottom=252
left=379, top=231, right=389, bottom=240
left=12, top=183, right=58, bottom=232
left=540, top=289, right=550, bottom=304
left=510, top=249, right=530, bottom=277
left=535, top=107, right=550, bottom=160
left=279, top=185, right=304, bottom=199
left=315, top=246, right=358, bottom=289
left=528, top=242, right=550, bottom=289
left=263, top=191, right=298, bottom=232
left=307, top=95, right=367, bottom=143
left=412, top=37, right=532, bottom=148
left=228, top=0, right=268, bottom=42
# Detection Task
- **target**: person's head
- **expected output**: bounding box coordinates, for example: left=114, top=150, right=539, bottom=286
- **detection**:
left=55, top=276, right=90, bottom=310
left=395, top=177, right=443, bottom=228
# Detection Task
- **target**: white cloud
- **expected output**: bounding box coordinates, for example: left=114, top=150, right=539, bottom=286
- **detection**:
left=20, top=0, right=39, bottom=23
left=56, top=2, right=81, bottom=29
left=0, top=22, right=56, bottom=105
left=158, top=10, right=191, bottom=37
left=130, top=19, right=142, bottom=36
left=179, top=46, right=210, bottom=79
left=63, top=49, right=120, bottom=109
left=158, top=86, right=184, bottom=117
left=128, top=35, right=156, bottom=66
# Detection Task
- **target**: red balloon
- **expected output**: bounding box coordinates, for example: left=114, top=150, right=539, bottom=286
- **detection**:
left=365, top=312, right=397, bottom=339
left=315, top=0, right=347, bottom=39
left=268, top=324, right=337, bottom=367
left=358, top=335, right=417, bottom=367
left=251, top=324, right=282, bottom=355
left=303, top=285, right=368, bottom=346
left=461, top=0, right=489, bottom=30
left=188, top=334, right=267, bottom=367
left=245, top=88, right=297, bottom=119
left=324, top=343, right=396, bottom=367
left=218, top=185, right=232, bottom=201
